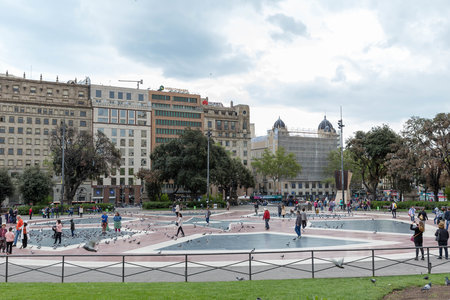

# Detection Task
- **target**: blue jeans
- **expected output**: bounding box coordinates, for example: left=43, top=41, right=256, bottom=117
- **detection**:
left=13, top=229, right=22, bottom=246
left=446, top=220, right=450, bottom=230
left=264, top=219, right=270, bottom=229
left=206, top=217, right=209, bottom=224
left=295, top=225, right=301, bottom=237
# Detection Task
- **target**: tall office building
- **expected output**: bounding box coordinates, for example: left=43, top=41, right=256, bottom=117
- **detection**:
left=90, top=84, right=151, bottom=204
left=149, top=87, right=203, bottom=150
left=0, top=72, right=92, bottom=204
left=251, top=116, right=339, bottom=199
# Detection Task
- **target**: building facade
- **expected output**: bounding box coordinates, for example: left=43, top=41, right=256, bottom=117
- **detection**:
left=251, top=116, right=339, bottom=200
left=90, top=84, right=151, bottom=204
left=202, top=100, right=252, bottom=167
left=0, top=72, right=92, bottom=204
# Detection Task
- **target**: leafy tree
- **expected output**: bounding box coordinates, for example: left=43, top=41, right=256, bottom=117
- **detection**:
left=136, top=168, right=162, bottom=201
left=0, top=168, right=14, bottom=205
left=324, top=149, right=363, bottom=192
left=50, top=125, right=121, bottom=204
left=18, top=165, right=53, bottom=205
left=251, top=147, right=302, bottom=194
left=346, top=125, right=399, bottom=200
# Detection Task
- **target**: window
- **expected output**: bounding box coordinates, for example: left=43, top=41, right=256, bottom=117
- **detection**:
left=0, top=127, right=4, bottom=133
left=129, top=139, right=134, bottom=147
left=44, top=118, right=49, bottom=125
left=216, top=120, right=222, bottom=130
left=26, top=149, right=32, bottom=155
left=80, top=121, right=87, bottom=127
left=120, top=168, right=125, bottom=176
left=128, top=129, right=134, bottom=137
left=225, top=141, right=230, bottom=146
left=78, top=91, right=85, bottom=98
left=141, top=140, right=147, bottom=147
left=97, top=108, right=108, bottom=122
left=47, top=88, right=53, bottom=96
left=118, top=92, right=123, bottom=99
left=128, top=158, right=134, bottom=166
left=298, top=182, right=302, bottom=189
left=52, top=119, right=57, bottom=125
left=111, top=109, right=118, bottom=123
left=17, top=149, right=23, bottom=155
left=129, top=149, right=134, bottom=156
left=7, top=148, right=13, bottom=155
left=243, top=150, right=247, bottom=157
left=141, top=130, right=147, bottom=138
left=30, top=86, right=36, bottom=94
left=8, top=127, right=14, bottom=134
left=95, top=90, right=102, bottom=98
left=80, top=111, right=86, bottom=117
left=120, top=139, right=126, bottom=147
left=0, top=149, right=3, bottom=155
left=111, top=128, right=117, bottom=136
left=138, top=94, right=144, bottom=101
left=128, top=111, right=135, bottom=124
left=35, top=118, right=41, bottom=124
left=120, top=129, right=126, bottom=137
left=243, top=159, right=247, bottom=166
left=109, top=91, right=115, bottom=99
left=8, top=138, right=13, bottom=144
left=128, top=178, right=134, bottom=185
left=34, top=149, right=40, bottom=156
left=63, top=89, right=69, bottom=97
left=291, top=183, right=296, bottom=189
left=312, top=182, right=316, bottom=188
left=35, top=128, right=41, bottom=134
left=68, top=120, right=73, bottom=126
left=208, top=121, right=212, bottom=128
left=26, top=128, right=32, bottom=134
left=17, top=138, right=23, bottom=145
left=18, top=117, right=23, bottom=124
left=35, top=139, right=40, bottom=145
left=141, top=149, right=147, bottom=157
left=8, top=116, right=14, bottom=123
left=13, top=85, right=19, bottom=93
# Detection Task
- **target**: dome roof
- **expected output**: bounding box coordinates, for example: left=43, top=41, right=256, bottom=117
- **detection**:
left=318, top=116, right=335, bottom=133
left=273, top=117, right=286, bottom=129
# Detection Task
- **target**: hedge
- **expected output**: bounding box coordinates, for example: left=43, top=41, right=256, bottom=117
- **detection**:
left=142, top=199, right=227, bottom=210
left=13, top=203, right=115, bottom=216
left=371, top=200, right=449, bottom=210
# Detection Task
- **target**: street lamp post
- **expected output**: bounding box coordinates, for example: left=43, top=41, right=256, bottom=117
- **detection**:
left=206, top=130, right=211, bottom=202
left=338, top=106, right=345, bottom=208
left=61, top=120, right=66, bottom=206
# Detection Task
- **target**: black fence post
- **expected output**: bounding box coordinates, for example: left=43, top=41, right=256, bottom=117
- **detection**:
left=427, top=247, right=431, bottom=274
left=311, top=250, right=315, bottom=279
left=5, top=255, right=8, bottom=283
left=61, top=256, right=65, bottom=283
left=185, top=254, right=188, bottom=282
left=122, top=256, right=125, bottom=283
left=248, top=253, right=252, bottom=281
left=372, top=249, right=375, bottom=277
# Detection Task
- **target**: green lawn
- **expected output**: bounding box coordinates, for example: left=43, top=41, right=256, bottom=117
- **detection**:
left=1, top=273, right=449, bottom=300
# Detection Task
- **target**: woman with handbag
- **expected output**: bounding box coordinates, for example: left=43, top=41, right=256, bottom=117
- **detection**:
left=410, top=221, right=425, bottom=260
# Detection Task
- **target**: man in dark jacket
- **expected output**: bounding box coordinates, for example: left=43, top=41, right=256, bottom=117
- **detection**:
left=418, top=208, right=428, bottom=222
left=294, top=210, right=302, bottom=239
left=435, top=221, right=449, bottom=259
left=444, top=208, right=450, bottom=230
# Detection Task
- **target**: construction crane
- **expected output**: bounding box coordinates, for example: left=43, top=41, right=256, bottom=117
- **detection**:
left=118, top=79, right=143, bottom=89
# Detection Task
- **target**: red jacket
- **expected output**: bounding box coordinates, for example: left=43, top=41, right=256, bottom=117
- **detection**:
left=263, top=210, right=270, bottom=220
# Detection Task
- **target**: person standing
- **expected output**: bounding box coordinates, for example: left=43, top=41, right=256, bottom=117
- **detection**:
left=13, top=215, right=23, bottom=247
left=79, top=206, right=84, bottom=218
left=435, top=221, right=449, bottom=259
left=410, top=221, right=425, bottom=260
left=5, top=227, right=14, bottom=255
left=55, top=205, right=60, bottom=218
left=0, top=224, right=7, bottom=253
left=444, top=208, right=450, bottom=231
left=29, top=207, right=33, bottom=220
left=21, top=222, right=29, bottom=249
left=301, top=207, right=307, bottom=231
left=70, top=219, right=75, bottom=237
left=418, top=208, right=428, bottom=223
left=391, top=202, right=397, bottom=218
left=254, top=201, right=259, bottom=216
left=226, top=200, right=230, bottom=211
left=277, top=203, right=282, bottom=218
left=46, top=207, right=50, bottom=219
left=263, top=208, right=270, bottom=230
left=175, top=213, right=185, bottom=237
left=113, top=212, right=122, bottom=232
left=54, top=219, right=62, bottom=245
left=294, top=210, right=302, bottom=239
left=101, top=212, right=108, bottom=235
left=408, top=206, right=416, bottom=222
left=205, top=207, right=211, bottom=225
left=281, top=205, right=286, bottom=219
left=175, top=203, right=180, bottom=217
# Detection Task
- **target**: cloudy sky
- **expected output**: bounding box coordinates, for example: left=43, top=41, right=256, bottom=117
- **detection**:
left=1, top=0, right=449, bottom=140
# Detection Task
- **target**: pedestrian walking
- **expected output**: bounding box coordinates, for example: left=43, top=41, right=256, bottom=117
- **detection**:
left=294, top=210, right=302, bottom=239
left=113, top=212, right=122, bottom=232
left=29, top=207, right=33, bottom=220
left=54, top=219, right=62, bottom=245
left=418, top=208, right=428, bottom=223
left=301, top=207, right=307, bottom=231
left=79, top=206, right=84, bottom=218
left=5, top=227, right=14, bottom=255
left=101, top=212, right=108, bottom=235
left=205, top=207, right=211, bottom=225
left=277, top=203, right=282, bottom=218
left=226, top=200, right=230, bottom=211
left=410, top=221, right=425, bottom=260
left=281, top=204, right=286, bottom=218
left=0, top=224, right=7, bottom=253
left=254, top=201, right=259, bottom=216
left=444, top=208, right=450, bottom=230
left=408, top=206, right=416, bottom=222
left=12, top=215, right=23, bottom=247
left=391, top=202, right=397, bottom=218
left=70, top=219, right=75, bottom=237
left=263, top=208, right=270, bottom=230
left=21, top=222, right=29, bottom=249
left=175, top=213, right=185, bottom=237
left=435, top=221, right=449, bottom=260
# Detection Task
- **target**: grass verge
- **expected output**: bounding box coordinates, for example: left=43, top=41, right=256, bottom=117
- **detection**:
left=0, top=273, right=449, bottom=300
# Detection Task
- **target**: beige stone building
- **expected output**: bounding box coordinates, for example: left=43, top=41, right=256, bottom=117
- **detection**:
left=90, top=84, right=151, bottom=205
left=0, top=72, right=92, bottom=204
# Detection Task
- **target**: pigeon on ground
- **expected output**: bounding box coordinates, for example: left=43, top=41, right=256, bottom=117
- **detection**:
left=280, top=254, right=284, bottom=259
left=423, top=276, right=429, bottom=280
left=421, top=282, right=431, bottom=291
left=445, top=277, right=450, bottom=286
left=83, top=239, right=98, bottom=252
left=332, top=257, right=344, bottom=268
left=236, top=276, right=244, bottom=281
left=370, top=278, right=376, bottom=284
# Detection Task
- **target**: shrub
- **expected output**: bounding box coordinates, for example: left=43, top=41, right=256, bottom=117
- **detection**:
left=371, top=200, right=449, bottom=210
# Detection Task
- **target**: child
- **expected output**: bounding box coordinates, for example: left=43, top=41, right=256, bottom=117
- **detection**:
left=5, top=227, right=14, bottom=255
left=0, top=224, right=7, bottom=253
left=70, top=219, right=75, bottom=237
left=21, top=222, right=29, bottom=249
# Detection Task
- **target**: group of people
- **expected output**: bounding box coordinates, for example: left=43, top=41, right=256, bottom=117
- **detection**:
left=0, top=215, right=29, bottom=254
left=409, top=206, right=449, bottom=260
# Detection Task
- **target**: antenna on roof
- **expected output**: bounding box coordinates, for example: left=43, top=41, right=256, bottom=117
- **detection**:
left=118, top=79, right=143, bottom=89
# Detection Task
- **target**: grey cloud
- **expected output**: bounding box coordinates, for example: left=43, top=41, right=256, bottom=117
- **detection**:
left=267, top=13, right=308, bottom=41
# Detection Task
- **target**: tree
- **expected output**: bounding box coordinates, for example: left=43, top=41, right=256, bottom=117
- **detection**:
left=18, top=165, right=53, bottom=205
left=346, top=125, right=399, bottom=200
left=50, top=125, right=121, bottom=204
left=324, top=149, right=363, bottom=192
left=136, top=168, right=162, bottom=201
left=0, top=168, right=14, bottom=205
left=251, top=147, right=302, bottom=194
